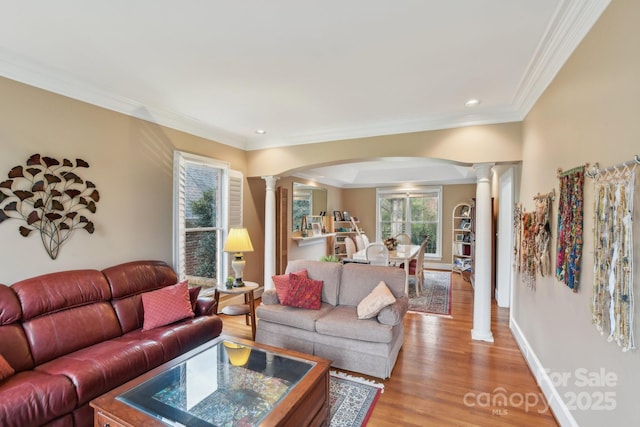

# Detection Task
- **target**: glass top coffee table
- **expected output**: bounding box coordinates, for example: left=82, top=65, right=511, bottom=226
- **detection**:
left=90, top=336, right=331, bottom=427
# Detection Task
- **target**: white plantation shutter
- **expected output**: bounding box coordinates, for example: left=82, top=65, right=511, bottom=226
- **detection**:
left=173, top=152, right=188, bottom=279
left=228, top=170, right=243, bottom=228
left=225, top=170, right=244, bottom=277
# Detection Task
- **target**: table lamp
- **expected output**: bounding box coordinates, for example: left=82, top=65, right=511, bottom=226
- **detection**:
left=223, top=227, right=254, bottom=287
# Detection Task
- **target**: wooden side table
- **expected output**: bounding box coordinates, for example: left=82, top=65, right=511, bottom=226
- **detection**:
left=214, top=281, right=261, bottom=340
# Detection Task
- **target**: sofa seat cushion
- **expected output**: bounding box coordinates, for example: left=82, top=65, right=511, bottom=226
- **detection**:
left=36, top=338, right=167, bottom=405
left=315, top=305, right=393, bottom=343
left=0, top=370, right=77, bottom=427
left=122, top=315, right=223, bottom=362
left=257, top=302, right=334, bottom=332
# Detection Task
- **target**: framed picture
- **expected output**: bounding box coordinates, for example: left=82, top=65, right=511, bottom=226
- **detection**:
left=461, top=221, right=472, bottom=230
left=333, top=210, right=343, bottom=221
left=460, top=205, right=470, bottom=217
left=342, top=211, right=351, bottom=221
left=455, top=233, right=464, bottom=242
left=311, top=223, right=322, bottom=236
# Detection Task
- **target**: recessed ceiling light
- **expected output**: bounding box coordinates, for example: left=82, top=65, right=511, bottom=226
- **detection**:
left=465, top=99, right=481, bottom=107
left=255, top=129, right=266, bottom=134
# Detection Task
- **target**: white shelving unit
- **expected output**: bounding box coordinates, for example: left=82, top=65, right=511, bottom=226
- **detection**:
left=330, top=216, right=361, bottom=260
left=452, top=202, right=474, bottom=281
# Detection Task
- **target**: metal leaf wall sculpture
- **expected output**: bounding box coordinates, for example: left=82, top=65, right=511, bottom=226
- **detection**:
left=0, top=154, right=100, bottom=259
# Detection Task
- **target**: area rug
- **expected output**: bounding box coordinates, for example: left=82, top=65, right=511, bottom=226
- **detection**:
left=408, top=271, right=452, bottom=316
left=329, top=371, right=383, bottom=427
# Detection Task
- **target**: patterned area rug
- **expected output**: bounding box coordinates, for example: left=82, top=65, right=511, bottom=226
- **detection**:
left=329, top=371, right=383, bottom=427
left=408, top=271, right=452, bottom=316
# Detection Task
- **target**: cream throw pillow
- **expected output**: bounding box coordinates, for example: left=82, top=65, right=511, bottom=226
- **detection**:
left=357, top=281, right=396, bottom=319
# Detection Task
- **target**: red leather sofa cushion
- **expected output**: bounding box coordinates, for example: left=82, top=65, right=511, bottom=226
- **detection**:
left=12, top=270, right=111, bottom=321
left=0, top=370, right=77, bottom=427
left=0, top=284, right=21, bottom=324
left=103, top=260, right=179, bottom=334
left=37, top=338, right=165, bottom=406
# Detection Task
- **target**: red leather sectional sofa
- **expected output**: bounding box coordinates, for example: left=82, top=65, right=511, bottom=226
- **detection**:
left=0, top=260, right=223, bottom=427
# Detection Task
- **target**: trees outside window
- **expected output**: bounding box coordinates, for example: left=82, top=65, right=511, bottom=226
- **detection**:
left=377, top=187, right=441, bottom=257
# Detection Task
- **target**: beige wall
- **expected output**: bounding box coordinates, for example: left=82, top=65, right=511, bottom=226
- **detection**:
left=517, top=0, right=639, bottom=425
left=0, top=77, right=257, bottom=284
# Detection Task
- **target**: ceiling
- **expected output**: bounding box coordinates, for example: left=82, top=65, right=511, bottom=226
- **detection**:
left=0, top=1, right=609, bottom=186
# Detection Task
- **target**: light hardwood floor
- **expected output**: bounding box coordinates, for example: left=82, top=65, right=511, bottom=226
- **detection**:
left=219, top=272, right=559, bottom=426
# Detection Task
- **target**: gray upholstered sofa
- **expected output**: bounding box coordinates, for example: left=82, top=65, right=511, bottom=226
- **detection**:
left=255, top=259, right=408, bottom=378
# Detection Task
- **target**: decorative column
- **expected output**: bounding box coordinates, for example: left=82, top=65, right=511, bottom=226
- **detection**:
left=471, top=163, right=494, bottom=342
left=262, top=176, right=279, bottom=290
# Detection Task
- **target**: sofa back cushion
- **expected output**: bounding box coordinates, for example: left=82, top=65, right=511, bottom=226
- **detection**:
left=285, top=260, right=341, bottom=306
left=12, top=270, right=121, bottom=365
left=0, top=284, right=34, bottom=372
left=103, top=260, right=179, bottom=333
left=339, top=264, right=406, bottom=306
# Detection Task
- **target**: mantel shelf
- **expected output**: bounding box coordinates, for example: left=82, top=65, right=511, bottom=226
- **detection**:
left=291, top=233, right=336, bottom=247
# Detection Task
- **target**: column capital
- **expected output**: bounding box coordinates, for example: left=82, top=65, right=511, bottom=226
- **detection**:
left=473, top=163, right=495, bottom=182
left=261, top=175, right=279, bottom=191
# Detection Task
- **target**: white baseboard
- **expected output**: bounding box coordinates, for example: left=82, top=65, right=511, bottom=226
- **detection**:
left=510, top=318, right=578, bottom=427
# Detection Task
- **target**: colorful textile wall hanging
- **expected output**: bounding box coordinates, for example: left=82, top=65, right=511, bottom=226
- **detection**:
left=513, top=204, right=522, bottom=276
left=589, top=158, right=637, bottom=352
left=515, top=192, right=553, bottom=290
left=556, top=166, right=585, bottom=292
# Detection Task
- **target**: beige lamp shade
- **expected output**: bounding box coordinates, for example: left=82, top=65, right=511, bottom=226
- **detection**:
left=223, top=228, right=254, bottom=253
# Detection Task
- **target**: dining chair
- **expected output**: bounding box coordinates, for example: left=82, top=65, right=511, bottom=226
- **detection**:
left=399, top=236, right=429, bottom=296
left=354, top=234, right=366, bottom=251
left=361, top=234, right=370, bottom=247
left=411, top=237, right=429, bottom=296
left=365, top=243, right=389, bottom=266
left=344, top=236, right=356, bottom=259
left=394, top=233, right=411, bottom=245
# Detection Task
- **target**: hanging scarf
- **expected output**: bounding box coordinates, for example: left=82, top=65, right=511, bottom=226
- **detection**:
left=592, top=166, right=635, bottom=352
left=556, top=167, right=584, bottom=292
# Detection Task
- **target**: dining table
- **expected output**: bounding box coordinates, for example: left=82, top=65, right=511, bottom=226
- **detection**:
left=353, top=243, right=421, bottom=295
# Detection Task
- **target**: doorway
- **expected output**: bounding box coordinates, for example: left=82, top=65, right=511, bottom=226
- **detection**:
left=496, top=168, right=514, bottom=308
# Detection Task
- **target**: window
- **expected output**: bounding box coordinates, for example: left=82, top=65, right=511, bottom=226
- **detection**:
left=376, top=187, right=442, bottom=258
left=173, top=151, right=242, bottom=286
left=292, top=189, right=312, bottom=231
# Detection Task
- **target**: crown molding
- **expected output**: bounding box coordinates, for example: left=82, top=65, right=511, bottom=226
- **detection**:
left=513, top=0, right=611, bottom=116
left=0, top=49, right=247, bottom=150
left=245, top=108, right=522, bottom=151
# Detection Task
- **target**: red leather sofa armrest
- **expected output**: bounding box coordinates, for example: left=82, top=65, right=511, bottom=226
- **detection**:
left=195, top=296, right=217, bottom=317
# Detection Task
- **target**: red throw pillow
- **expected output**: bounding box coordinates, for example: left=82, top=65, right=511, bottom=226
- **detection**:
left=282, top=273, right=323, bottom=310
left=0, top=354, right=15, bottom=382
left=142, top=280, right=194, bottom=331
left=272, top=269, right=308, bottom=303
